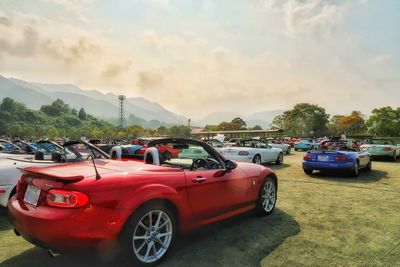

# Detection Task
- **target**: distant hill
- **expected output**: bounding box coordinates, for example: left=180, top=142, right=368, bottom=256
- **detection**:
left=0, top=75, right=187, bottom=127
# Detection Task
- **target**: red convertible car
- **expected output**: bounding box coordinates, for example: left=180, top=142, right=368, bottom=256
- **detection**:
left=8, top=138, right=278, bottom=265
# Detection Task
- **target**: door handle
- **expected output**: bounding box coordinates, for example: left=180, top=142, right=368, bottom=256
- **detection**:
left=192, top=177, right=207, bottom=183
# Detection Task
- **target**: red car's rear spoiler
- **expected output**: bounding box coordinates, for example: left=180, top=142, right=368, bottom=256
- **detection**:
left=18, top=168, right=85, bottom=182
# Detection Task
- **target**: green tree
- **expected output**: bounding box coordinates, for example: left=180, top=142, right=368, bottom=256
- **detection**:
left=40, top=99, right=70, bottom=116
left=157, top=126, right=168, bottom=136
left=252, top=125, right=262, bottom=130
left=366, top=107, right=399, bottom=136
left=78, top=108, right=87, bottom=120
left=169, top=125, right=191, bottom=137
left=71, top=108, right=78, bottom=116
left=275, top=103, right=330, bottom=136
left=231, top=117, right=247, bottom=130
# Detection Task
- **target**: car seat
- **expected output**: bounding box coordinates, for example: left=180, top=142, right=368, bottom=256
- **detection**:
left=144, top=147, right=161, bottom=165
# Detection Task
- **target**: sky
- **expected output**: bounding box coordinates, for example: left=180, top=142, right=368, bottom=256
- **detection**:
left=0, top=0, right=399, bottom=120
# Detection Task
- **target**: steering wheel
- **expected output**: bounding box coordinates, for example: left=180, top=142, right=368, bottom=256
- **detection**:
left=191, top=158, right=210, bottom=171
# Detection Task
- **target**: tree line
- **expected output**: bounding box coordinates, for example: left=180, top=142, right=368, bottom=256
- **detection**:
left=270, top=103, right=400, bottom=137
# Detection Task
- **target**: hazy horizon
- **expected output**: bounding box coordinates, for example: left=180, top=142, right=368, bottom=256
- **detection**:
left=0, top=0, right=399, bottom=120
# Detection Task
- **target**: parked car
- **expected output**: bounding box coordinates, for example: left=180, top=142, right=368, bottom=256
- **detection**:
left=8, top=138, right=278, bottom=265
left=220, top=140, right=284, bottom=165
left=224, top=138, right=243, bottom=147
left=302, top=139, right=371, bottom=177
left=0, top=139, right=23, bottom=155
left=0, top=140, right=109, bottom=207
left=178, top=146, right=209, bottom=159
left=360, top=139, right=400, bottom=161
left=12, top=140, right=37, bottom=154
left=262, top=139, right=291, bottom=155
left=294, top=139, right=316, bottom=151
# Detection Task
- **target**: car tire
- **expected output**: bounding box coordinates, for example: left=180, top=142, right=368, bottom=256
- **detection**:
left=303, top=168, right=313, bottom=175
left=351, top=161, right=360, bottom=177
left=294, top=148, right=298, bottom=152
left=365, top=160, right=372, bottom=171
left=253, top=155, right=262, bottom=165
left=286, top=147, right=291, bottom=155
left=120, top=202, right=177, bottom=266
left=256, top=176, right=277, bottom=216
left=275, top=153, right=283, bottom=165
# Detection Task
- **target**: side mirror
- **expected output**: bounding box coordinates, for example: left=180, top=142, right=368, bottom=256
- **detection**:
left=225, top=159, right=237, bottom=171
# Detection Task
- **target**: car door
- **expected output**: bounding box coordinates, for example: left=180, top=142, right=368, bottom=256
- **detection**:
left=257, top=142, right=272, bottom=162
left=184, top=164, right=251, bottom=222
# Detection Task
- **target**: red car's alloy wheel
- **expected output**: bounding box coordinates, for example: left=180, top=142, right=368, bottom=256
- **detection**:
left=256, top=176, right=277, bottom=216
left=132, top=210, right=173, bottom=264
left=262, top=180, right=276, bottom=213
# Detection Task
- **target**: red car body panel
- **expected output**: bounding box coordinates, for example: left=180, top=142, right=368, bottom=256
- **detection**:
left=9, top=158, right=274, bottom=251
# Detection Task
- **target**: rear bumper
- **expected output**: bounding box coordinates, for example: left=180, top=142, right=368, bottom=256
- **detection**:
left=8, top=199, right=124, bottom=251
left=367, top=151, right=393, bottom=158
left=223, top=155, right=253, bottom=163
left=303, top=161, right=354, bottom=170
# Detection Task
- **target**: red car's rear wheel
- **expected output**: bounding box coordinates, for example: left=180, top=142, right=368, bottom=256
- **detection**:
left=256, top=176, right=277, bottom=216
left=121, top=202, right=176, bottom=265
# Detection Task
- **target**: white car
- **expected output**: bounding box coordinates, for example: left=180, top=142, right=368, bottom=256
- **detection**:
left=265, top=141, right=291, bottom=155
left=0, top=141, right=109, bottom=207
left=220, top=140, right=284, bottom=165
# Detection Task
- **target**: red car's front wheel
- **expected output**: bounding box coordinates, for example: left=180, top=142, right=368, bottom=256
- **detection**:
left=121, top=202, right=177, bottom=266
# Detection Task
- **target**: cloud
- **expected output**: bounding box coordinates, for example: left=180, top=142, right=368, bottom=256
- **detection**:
left=136, top=70, right=164, bottom=91
left=371, top=53, right=392, bottom=64
left=101, top=61, right=131, bottom=79
left=264, top=0, right=344, bottom=37
left=0, top=16, right=11, bottom=27
left=0, top=26, right=39, bottom=57
left=42, top=37, right=103, bottom=63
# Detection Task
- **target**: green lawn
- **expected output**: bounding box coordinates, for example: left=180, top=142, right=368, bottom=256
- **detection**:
left=1, top=153, right=399, bottom=266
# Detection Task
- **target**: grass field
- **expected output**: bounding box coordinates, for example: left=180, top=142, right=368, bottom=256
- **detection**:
left=1, top=152, right=400, bottom=266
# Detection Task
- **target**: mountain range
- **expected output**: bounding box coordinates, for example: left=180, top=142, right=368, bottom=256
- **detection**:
left=0, top=75, right=282, bottom=128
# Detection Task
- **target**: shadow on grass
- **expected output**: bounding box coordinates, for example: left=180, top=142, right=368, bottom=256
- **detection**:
left=309, top=169, right=388, bottom=184
left=266, top=163, right=291, bottom=170
left=0, top=206, right=12, bottom=231
left=1, top=209, right=299, bottom=267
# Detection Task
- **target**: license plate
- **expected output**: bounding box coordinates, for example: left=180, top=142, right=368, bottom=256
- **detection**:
left=24, top=185, right=41, bottom=206
left=318, top=155, right=329, bottom=162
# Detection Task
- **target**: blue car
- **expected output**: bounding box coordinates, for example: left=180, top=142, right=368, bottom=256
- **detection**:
left=295, top=139, right=315, bottom=151
left=302, top=139, right=371, bottom=177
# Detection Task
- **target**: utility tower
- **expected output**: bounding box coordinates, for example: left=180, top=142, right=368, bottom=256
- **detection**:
left=118, top=95, right=126, bottom=128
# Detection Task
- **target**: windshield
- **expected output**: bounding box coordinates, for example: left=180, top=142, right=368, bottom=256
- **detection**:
left=319, top=140, right=356, bottom=151
left=0, top=141, right=17, bottom=152
left=63, top=143, right=109, bottom=162
left=35, top=142, right=62, bottom=154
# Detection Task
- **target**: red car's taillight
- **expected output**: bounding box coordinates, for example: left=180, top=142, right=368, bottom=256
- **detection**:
left=383, top=147, right=392, bottom=151
left=46, top=189, right=89, bottom=208
left=334, top=156, right=348, bottom=161
left=303, top=154, right=312, bottom=160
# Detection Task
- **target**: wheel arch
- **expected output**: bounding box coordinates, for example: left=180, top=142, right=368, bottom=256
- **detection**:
left=119, top=197, right=182, bottom=240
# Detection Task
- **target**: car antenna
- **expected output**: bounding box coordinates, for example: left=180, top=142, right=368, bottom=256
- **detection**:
left=88, top=144, right=101, bottom=180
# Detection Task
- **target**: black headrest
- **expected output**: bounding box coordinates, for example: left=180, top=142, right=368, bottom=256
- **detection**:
left=34, top=151, right=44, bottom=160
left=51, top=151, right=62, bottom=163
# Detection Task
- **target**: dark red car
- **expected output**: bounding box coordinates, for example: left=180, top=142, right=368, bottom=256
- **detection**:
left=8, top=138, right=278, bottom=265
left=138, top=144, right=180, bottom=160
